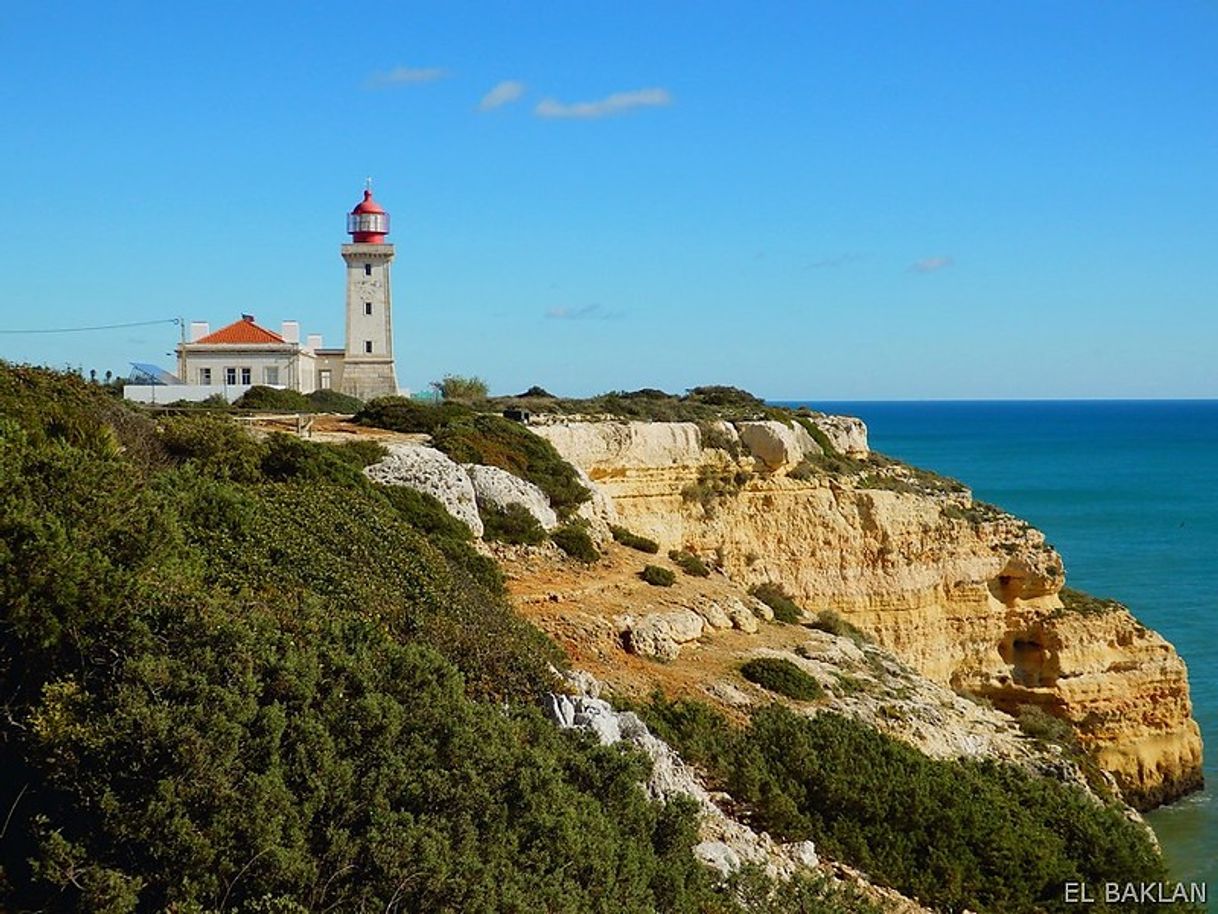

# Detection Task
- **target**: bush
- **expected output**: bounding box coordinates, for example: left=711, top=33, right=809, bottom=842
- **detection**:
left=433, top=374, right=489, bottom=401
left=740, top=657, right=824, bottom=700
left=2, top=365, right=762, bottom=914
left=480, top=501, right=547, bottom=545
left=232, top=385, right=313, bottom=411
left=669, top=549, right=710, bottom=577
left=325, top=438, right=389, bottom=468
left=307, top=388, right=364, bottom=413
left=354, top=396, right=475, bottom=434
left=1057, top=586, right=1123, bottom=616
left=552, top=525, right=600, bottom=563
left=432, top=415, right=590, bottom=518
left=749, top=583, right=804, bottom=624
left=809, top=609, right=868, bottom=643
left=640, top=565, right=676, bottom=587
left=642, top=698, right=1181, bottom=914
left=611, top=525, right=660, bottom=554
left=378, top=484, right=474, bottom=542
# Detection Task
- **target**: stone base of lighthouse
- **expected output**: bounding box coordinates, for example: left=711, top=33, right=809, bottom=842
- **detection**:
left=341, top=359, right=398, bottom=401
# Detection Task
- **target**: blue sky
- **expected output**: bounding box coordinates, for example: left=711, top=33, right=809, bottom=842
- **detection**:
left=1, top=1, right=1215, bottom=398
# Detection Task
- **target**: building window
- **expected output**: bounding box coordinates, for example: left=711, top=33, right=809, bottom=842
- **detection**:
left=225, top=367, right=237, bottom=385
left=264, top=366, right=279, bottom=385
left=199, top=368, right=212, bottom=385
left=364, top=263, right=372, bottom=276
left=364, top=302, right=372, bottom=315
left=241, top=367, right=252, bottom=385
left=364, top=340, right=373, bottom=354
left=319, top=369, right=332, bottom=389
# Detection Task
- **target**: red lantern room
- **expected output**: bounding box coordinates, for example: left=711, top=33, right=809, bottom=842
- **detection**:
left=347, top=188, right=389, bottom=243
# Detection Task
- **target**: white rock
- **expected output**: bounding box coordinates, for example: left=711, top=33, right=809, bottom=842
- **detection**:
left=570, top=464, right=618, bottom=545
left=691, top=598, right=733, bottom=630
left=747, top=597, right=775, bottom=622
left=736, top=420, right=822, bottom=472
left=726, top=597, right=762, bottom=631
left=464, top=463, right=559, bottom=530
left=365, top=444, right=483, bottom=537
left=532, top=421, right=706, bottom=470
left=694, top=841, right=741, bottom=876
left=543, top=694, right=621, bottom=745
left=808, top=414, right=869, bottom=457
left=626, top=610, right=705, bottom=660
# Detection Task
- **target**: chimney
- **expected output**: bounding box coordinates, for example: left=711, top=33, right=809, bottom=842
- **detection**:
left=281, top=320, right=300, bottom=343
left=189, top=321, right=210, bottom=342
left=306, top=333, right=323, bottom=351
left=241, top=314, right=255, bottom=323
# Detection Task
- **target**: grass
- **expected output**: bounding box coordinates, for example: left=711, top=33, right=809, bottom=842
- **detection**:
left=748, top=583, right=804, bottom=624
left=1054, top=586, right=1124, bottom=617
left=740, top=657, right=824, bottom=700
left=479, top=501, right=546, bottom=545
left=610, top=525, right=660, bottom=553
left=808, top=609, right=869, bottom=644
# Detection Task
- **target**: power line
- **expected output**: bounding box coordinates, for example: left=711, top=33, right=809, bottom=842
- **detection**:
left=0, top=318, right=180, bottom=335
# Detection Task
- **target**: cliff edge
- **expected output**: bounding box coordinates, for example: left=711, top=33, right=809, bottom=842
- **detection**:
left=531, top=416, right=1204, bottom=809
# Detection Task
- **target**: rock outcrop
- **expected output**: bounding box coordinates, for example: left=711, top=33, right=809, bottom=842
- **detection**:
left=735, top=420, right=821, bottom=472
left=532, top=419, right=1204, bottom=809
left=365, top=444, right=484, bottom=536
left=465, top=463, right=558, bottom=530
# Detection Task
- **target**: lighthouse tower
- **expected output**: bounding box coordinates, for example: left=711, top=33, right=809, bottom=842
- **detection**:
left=340, top=186, right=398, bottom=399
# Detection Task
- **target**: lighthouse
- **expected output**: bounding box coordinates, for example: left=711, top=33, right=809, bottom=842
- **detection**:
left=339, top=186, right=399, bottom=399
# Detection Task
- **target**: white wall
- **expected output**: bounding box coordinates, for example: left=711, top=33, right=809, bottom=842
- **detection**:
left=124, top=384, right=256, bottom=404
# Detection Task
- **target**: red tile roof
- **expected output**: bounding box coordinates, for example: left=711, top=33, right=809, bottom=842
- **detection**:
left=194, top=316, right=285, bottom=345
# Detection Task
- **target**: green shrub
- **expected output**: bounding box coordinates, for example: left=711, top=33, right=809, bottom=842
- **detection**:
left=668, top=549, right=710, bottom=577
left=232, top=385, right=313, bottom=411
left=640, top=565, right=676, bottom=587
left=749, top=583, right=804, bottom=624
left=354, top=396, right=474, bottom=434
left=1017, top=704, right=1077, bottom=744
left=324, top=438, right=389, bottom=468
left=681, top=466, right=750, bottom=515
left=1057, top=586, right=1123, bottom=616
left=642, top=697, right=1181, bottom=914
left=378, top=484, right=474, bottom=542
left=552, top=525, right=600, bottom=563
left=809, top=609, right=868, bottom=643
left=740, top=657, right=824, bottom=700
left=611, top=524, right=660, bottom=553
left=480, top=501, right=547, bottom=545
left=158, top=413, right=268, bottom=482
left=259, top=433, right=369, bottom=486
left=433, top=374, right=489, bottom=401
left=306, top=388, right=364, bottom=413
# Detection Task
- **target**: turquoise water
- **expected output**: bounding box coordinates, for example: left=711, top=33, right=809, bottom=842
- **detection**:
left=788, top=400, right=1217, bottom=890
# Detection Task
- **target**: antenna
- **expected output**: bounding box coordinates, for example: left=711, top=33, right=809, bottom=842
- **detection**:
left=365, top=176, right=373, bottom=193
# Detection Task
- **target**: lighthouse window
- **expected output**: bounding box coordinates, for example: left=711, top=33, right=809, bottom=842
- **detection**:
left=364, top=302, right=373, bottom=315
left=364, top=263, right=372, bottom=276
left=364, top=340, right=373, bottom=354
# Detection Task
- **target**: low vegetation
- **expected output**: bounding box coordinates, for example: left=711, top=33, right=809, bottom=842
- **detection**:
left=356, top=398, right=590, bottom=517
left=551, top=524, right=600, bottom=563
left=432, top=373, right=489, bottom=402
left=490, top=384, right=773, bottom=423
left=808, top=609, right=869, bottom=644
left=0, top=364, right=747, bottom=913
left=611, top=524, right=660, bottom=553
left=669, top=549, right=711, bottom=577
left=479, top=500, right=547, bottom=545
left=1055, top=586, right=1124, bottom=616
left=740, top=657, right=824, bottom=700
left=642, top=696, right=1185, bottom=914
left=681, top=465, right=751, bottom=515
left=749, top=583, right=804, bottom=624
left=231, top=385, right=366, bottom=413
left=640, top=564, right=677, bottom=587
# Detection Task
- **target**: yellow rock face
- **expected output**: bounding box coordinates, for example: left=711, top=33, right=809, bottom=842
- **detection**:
left=535, top=420, right=1204, bottom=809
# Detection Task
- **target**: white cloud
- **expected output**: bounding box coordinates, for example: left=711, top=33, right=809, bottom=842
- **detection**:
left=544, top=304, right=620, bottom=321
left=366, top=66, right=448, bottom=88
left=534, top=87, right=672, bottom=119
left=909, top=255, right=954, bottom=274
left=479, top=80, right=526, bottom=111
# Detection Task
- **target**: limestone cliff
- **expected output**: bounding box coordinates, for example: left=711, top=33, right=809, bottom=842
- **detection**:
left=532, top=418, right=1204, bottom=809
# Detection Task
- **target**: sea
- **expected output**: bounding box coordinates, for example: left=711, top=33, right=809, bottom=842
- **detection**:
left=783, top=400, right=1217, bottom=893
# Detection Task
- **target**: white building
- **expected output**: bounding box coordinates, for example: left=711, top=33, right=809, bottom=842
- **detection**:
left=128, top=186, right=400, bottom=404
